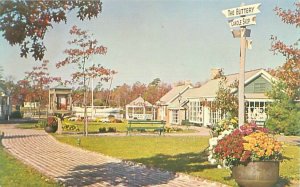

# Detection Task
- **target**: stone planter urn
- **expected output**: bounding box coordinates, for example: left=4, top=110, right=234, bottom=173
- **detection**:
left=44, top=125, right=58, bottom=133
left=232, top=161, right=279, bottom=187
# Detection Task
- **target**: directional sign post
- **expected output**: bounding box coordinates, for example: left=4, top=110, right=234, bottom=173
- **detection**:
left=228, top=15, right=256, bottom=28
left=222, top=3, right=261, bottom=18
left=222, top=3, right=261, bottom=128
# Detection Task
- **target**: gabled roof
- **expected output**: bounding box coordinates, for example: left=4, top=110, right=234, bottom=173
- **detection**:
left=168, top=69, right=276, bottom=109
left=50, top=84, right=72, bottom=90
left=157, top=84, right=192, bottom=105
left=185, top=69, right=275, bottom=99
left=127, top=96, right=152, bottom=107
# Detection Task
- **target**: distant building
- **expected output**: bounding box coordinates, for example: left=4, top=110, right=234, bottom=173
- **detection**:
left=156, top=84, right=192, bottom=125
left=49, top=85, right=72, bottom=115
left=0, top=86, right=11, bottom=119
left=126, top=96, right=154, bottom=120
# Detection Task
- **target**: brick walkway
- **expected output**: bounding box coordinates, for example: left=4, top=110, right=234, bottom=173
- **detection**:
left=0, top=125, right=226, bottom=187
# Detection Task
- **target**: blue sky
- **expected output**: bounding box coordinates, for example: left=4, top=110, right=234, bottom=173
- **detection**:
left=0, top=0, right=297, bottom=88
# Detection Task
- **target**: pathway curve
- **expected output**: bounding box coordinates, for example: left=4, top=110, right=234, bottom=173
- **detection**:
left=0, top=124, right=226, bottom=187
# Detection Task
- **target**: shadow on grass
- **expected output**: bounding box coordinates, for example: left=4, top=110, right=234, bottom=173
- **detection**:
left=58, top=162, right=176, bottom=186
left=275, top=177, right=292, bottom=187
left=128, top=149, right=217, bottom=173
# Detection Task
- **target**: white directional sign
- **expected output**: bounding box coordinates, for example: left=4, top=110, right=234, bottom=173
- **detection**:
left=222, top=3, right=261, bottom=18
left=228, top=15, right=256, bottom=28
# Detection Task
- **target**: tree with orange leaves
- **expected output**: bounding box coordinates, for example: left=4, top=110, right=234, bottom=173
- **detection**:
left=0, top=0, right=103, bottom=61
left=266, top=3, right=300, bottom=135
left=25, top=60, right=61, bottom=118
left=269, top=2, right=300, bottom=100
left=57, top=25, right=115, bottom=136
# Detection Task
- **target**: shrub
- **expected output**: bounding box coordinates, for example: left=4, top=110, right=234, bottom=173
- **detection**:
left=114, top=119, right=123, bottom=123
left=266, top=81, right=300, bottom=136
left=35, top=120, right=46, bottom=128
left=107, top=127, right=117, bottom=133
left=164, top=127, right=183, bottom=133
left=99, top=127, right=106, bottom=133
left=10, top=111, right=23, bottom=119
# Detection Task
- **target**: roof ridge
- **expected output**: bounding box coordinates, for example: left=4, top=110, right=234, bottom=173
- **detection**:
left=225, top=68, right=264, bottom=77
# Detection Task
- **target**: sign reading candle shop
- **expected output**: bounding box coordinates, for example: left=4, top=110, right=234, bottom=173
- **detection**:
left=228, top=15, right=256, bottom=28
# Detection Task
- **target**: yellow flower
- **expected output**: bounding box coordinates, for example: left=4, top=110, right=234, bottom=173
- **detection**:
left=243, top=143, right=252, bottom=151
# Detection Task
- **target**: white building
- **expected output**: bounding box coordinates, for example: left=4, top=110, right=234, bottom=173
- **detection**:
left=126, top=96, right=154, bottom=120
left=0, top=86, right=11, bottom=119
left=156, top=84, right=192, bottom=125
left=164, top=69, right=276, bottom=126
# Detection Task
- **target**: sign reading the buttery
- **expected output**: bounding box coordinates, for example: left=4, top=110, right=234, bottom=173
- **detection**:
left=222, top=3, right=261, bottom=18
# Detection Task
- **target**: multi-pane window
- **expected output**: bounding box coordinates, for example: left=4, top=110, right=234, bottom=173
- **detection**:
left=246, top=101, right=269, bottom=123
left=208, top=101, right=223, bottom=125
left=145, top=107, right=152, bottom=114
left=188, top=100, right=203, bottom=124
left=171, top=110, right=179, bottom=124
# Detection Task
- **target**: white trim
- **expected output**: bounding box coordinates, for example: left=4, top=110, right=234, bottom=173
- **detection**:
left=246, top=99, right=273, bottom=102
left=167, top=85, right=193, bottom=105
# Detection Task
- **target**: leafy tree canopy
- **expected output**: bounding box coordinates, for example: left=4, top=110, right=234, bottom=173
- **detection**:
left=0, top=0, right=102, bottom=60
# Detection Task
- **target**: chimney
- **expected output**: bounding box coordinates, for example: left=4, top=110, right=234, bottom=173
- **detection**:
left=210, top=68, right=222, bottom=80
left=184, top=80, right=191, bottom=85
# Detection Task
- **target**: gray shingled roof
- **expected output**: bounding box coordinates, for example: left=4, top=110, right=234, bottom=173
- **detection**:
left=157, top=84, right=192, bottom=105
left=169, top=69, right=273, bottom=109
left=184, top=69, right=263, bottom=99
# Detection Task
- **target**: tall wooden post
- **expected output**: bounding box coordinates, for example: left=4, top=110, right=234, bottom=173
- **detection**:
left=239, top=27, right=246, bottom=127
left=222, top=3, right=261, bottom=127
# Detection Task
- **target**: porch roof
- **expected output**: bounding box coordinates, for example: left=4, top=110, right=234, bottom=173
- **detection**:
left=126, top=96, right=152, bottom=107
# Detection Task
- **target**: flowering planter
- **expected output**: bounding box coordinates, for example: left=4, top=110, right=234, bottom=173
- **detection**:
left=232, top=161, right=279, bottom=187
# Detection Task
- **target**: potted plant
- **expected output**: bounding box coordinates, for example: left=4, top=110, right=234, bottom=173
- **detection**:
left=44, top=116, right=58, bottom=133
left=208, top=123, right=282, bottom=187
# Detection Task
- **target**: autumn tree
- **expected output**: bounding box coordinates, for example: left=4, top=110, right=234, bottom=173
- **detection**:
left=144, top=79, right=172, bottom=105
left=266, top=3, right=300, bottom=135
left=131, top=81, right=147, bottom=100
left=14, top=79, right=33, bottom=106
left=57, top=25, right=115, bottom=136
left=0, top=0, right=103, bottom=60
left=25, top=60, right=60, bottom=118
left=214, top=76, right=238, bottom=118
left=101, top=80, right=171, bottom=108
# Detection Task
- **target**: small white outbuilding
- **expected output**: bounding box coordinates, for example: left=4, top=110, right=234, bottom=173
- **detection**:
left=125, top=96, right=154, bottom=120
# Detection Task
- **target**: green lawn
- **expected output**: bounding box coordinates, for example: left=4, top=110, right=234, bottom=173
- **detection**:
left=55, top=135, right=300, bottom=186
left=0, top=146, right=59, bottom=187
left=17, top=122, right=44, bottom=130
left=18, top=121, right=195, bottom=133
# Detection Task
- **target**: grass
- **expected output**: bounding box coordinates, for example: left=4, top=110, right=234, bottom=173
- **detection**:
left=17, top=120, right=196, bottom=133
left=17, top=122, right=44, bottom=130
left=55, top=135, right=300, bottom=186
left=0, top=146, right=59, bottom=187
